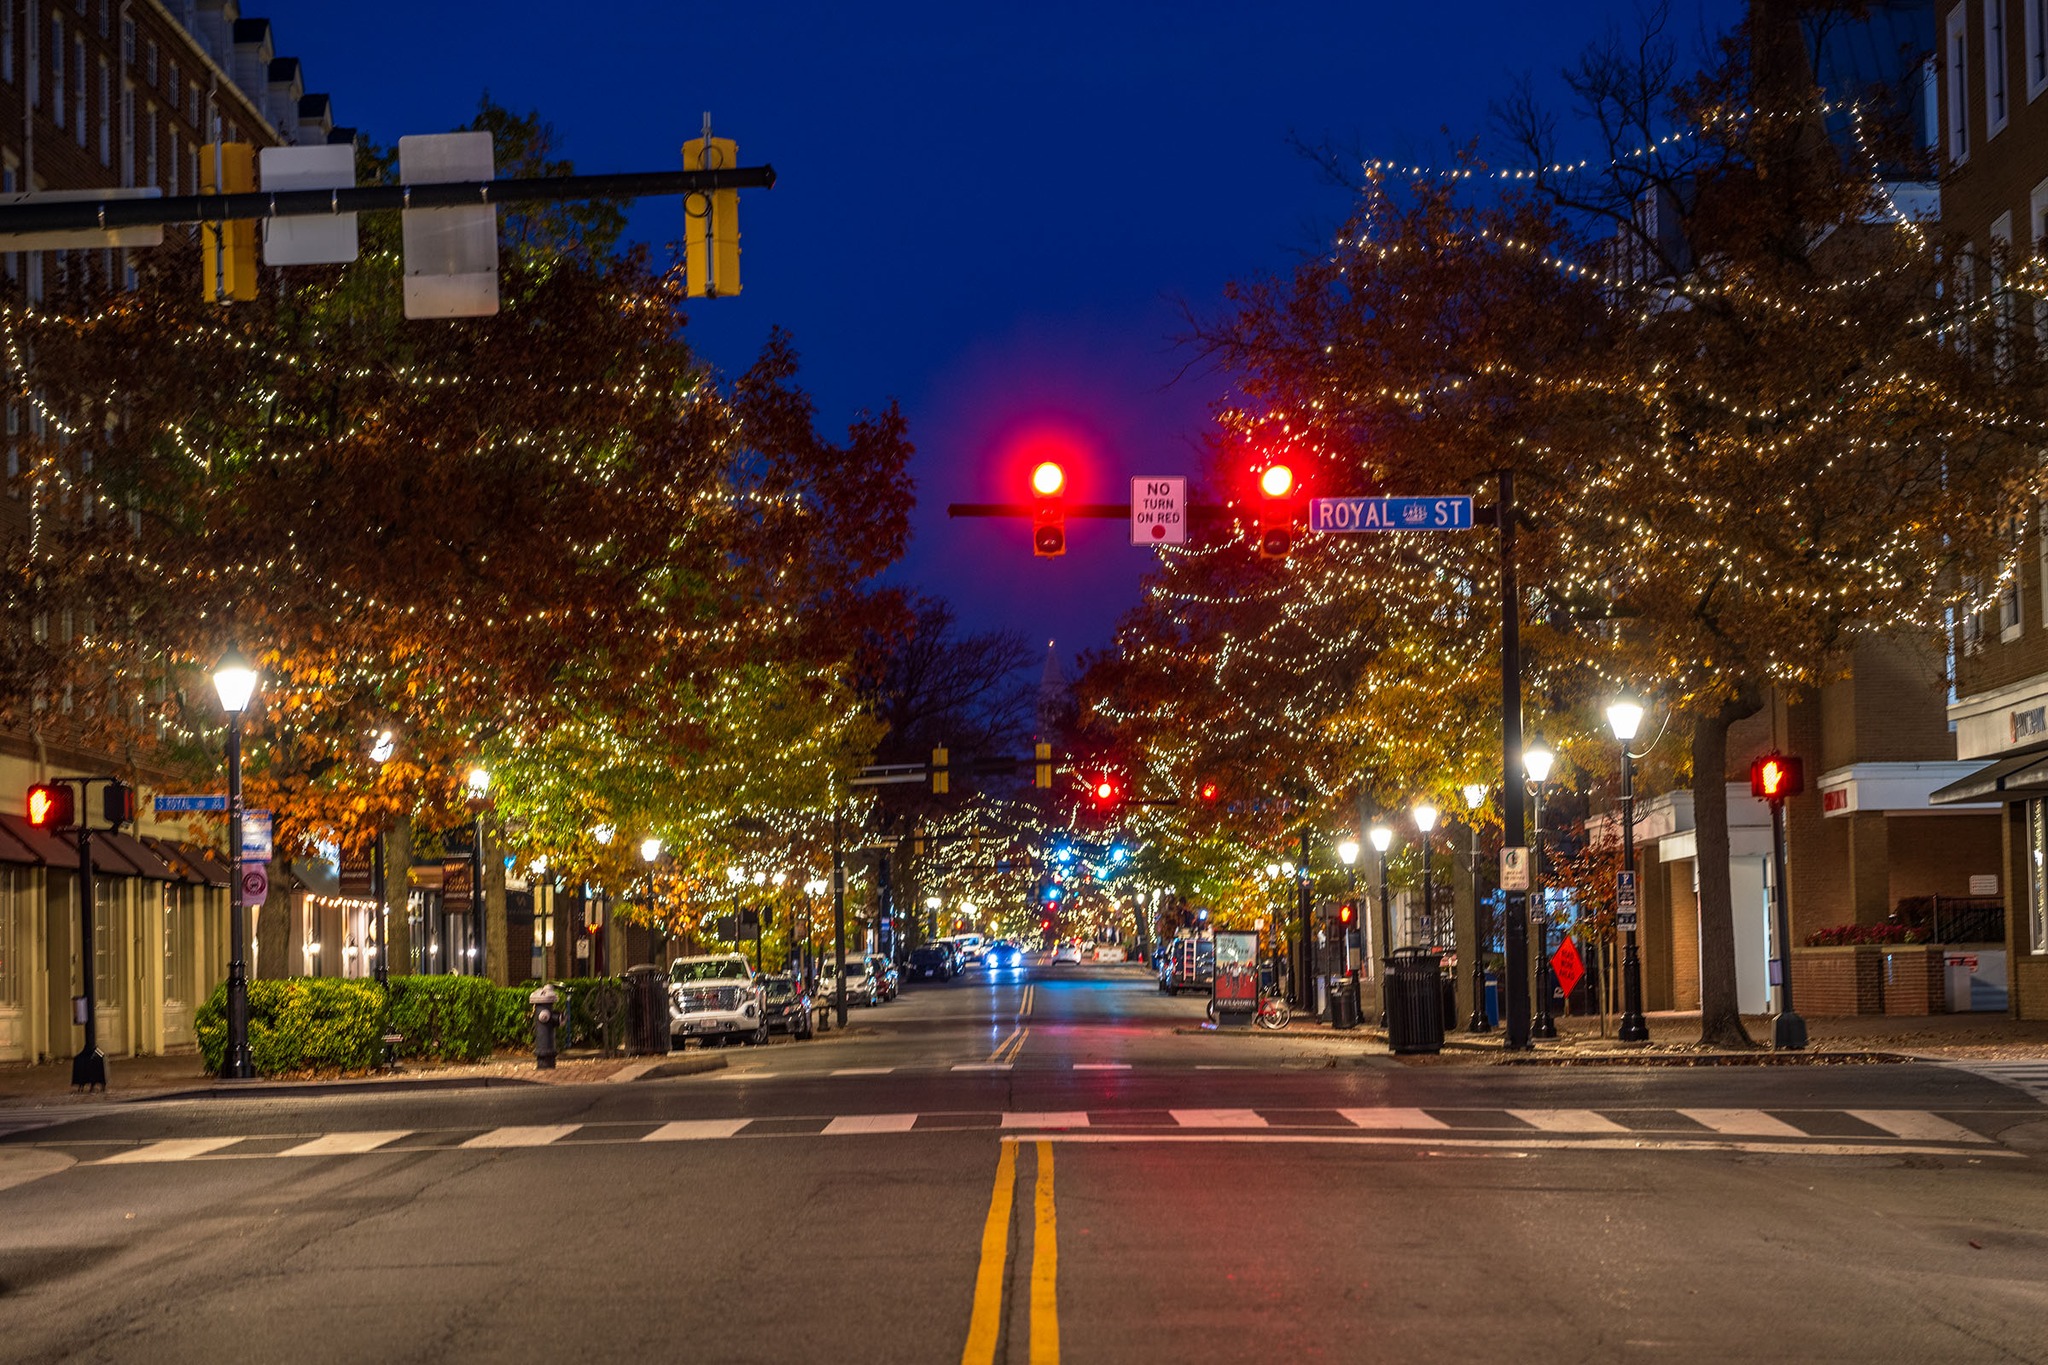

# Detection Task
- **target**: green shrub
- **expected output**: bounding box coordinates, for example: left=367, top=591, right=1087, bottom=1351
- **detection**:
left=386, top=975, right=502, bottom=1062
left=555, top=976, right=628, bottom=1050
left=493, top=985, right=535, bottom=1050
left=1803, top=923, right=1929, bottom=947
left=195, top=978, right=385, bottom=1075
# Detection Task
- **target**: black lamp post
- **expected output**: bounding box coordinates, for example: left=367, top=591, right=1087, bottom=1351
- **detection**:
left=214, top=651, right=259, bottom=1081
left=1462, top=783, right=1490, bottom=1032
left=465, top=766, right=491, bottom=977
left=1412, top=801, right=1439, bottom=946
left=1525, top=735, right=1557, bottom=1039
left=1607, top=697, right=1650, bottom=1043
left=1370, top=824, right=1393, bottom=1025
left=1337, top=837, right=1360, bottom=980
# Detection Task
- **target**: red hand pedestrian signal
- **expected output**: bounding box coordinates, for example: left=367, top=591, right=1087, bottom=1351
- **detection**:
left=26, top=782, right=73, bottom=830
left=1749, top=753, right=1804, bottom=804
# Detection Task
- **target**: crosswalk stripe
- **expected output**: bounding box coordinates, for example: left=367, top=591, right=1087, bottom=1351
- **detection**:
left=831, top=1068, right=893, bottom=1076
left=281, top=1130, right=409, bottom=1157
left=98, top=1137, right=242, bottom=1164
left=1338, top=1107, right=1450, bottom=1130
left=1170, top=1108, right=1268, bottom=1128
left=644, top=1119, right=751, bottom=1141
left=1072, top=1063, right=1131, bottom=1070
left=1002, top=1112, right=1090, bottom=1129
left=822, top=1114, right=918, bottom=1135
left=461, top=1125, right=581, bottom=1149
left=1678, top=1108, right=1806, bottom=1138
left=1846, top=1111, right=1991, bottom=1144
left=953, top=1063, right=1013, bottom=1072
left=1509, top=1108, right=1632, bottom=1134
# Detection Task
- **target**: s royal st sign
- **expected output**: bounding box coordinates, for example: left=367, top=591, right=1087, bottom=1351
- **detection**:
left=1310, top=496, right=1474, bottom=533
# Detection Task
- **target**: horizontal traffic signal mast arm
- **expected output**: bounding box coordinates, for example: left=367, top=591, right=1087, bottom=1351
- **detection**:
left=0, top=165, right=777, bottom=236
left=949, top=502, right=1138, bottom=519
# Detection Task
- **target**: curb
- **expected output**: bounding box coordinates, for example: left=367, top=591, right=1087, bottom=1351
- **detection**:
left=1492, top=1050, right=1913, bottom=1067
left=627, top=1054, right=731, bottom=1081
left=148, top=1074, right=545, bottom=1101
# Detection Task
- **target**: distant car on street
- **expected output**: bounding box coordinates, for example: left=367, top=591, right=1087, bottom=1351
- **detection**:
left=1052, top=941, right=1083, bottom=965
left=984, top=941, right=1023, bottom=970
left=760, top=974, right=821, bottom=1039
left=907, top=945, right=953, bottom=981
left=817, top=955, right=881, bottom=1006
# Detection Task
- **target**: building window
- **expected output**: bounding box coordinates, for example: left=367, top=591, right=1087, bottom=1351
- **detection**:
left=72, top=35, right=85, bottom=144
left=186, top=81, right=197, bottom=127
left=2, top=3, right=13, bottom=82
left=2031, top=800, right=2048, bottom=953
left=2000, top=578, right=2023, bottom=638
left=50, top=14, right=64, bottom=126
left=143, top=38, right=155, bottom=87
left=97, top=57, right=109, bottom=164
left=144, top=104, right=157, bottom=190
left=98, top=0, right=109, bottom=40
left=2029, top=0, right=2048, bottom=97
left=166, top=58, right=177, bottom=101
left=1991, top=211, right=2015, bottom=371
left=1987, top=0, right=2011, bottom=134
left=1951, top=4, right=1973, bottom=163
left=0, top=868, right=19, bottom=1007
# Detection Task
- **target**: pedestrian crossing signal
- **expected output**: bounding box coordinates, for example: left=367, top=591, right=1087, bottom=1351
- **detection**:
left=1749, top=753, right=1803, bottom=803
left=26, top=782, right=73, bottom=829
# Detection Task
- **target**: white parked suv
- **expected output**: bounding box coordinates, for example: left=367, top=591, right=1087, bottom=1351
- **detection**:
left=669, top=954, right=769, bottom=1046
left=817, top=954, right=881, bottom=1006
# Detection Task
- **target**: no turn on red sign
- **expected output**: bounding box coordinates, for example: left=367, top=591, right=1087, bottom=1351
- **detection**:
left=1129, top=477, right=1186, bottom=546
left=240, top=862, right=269, bottom=906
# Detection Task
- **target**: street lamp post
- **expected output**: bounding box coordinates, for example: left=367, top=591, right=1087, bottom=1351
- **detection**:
left=369, top=731, right=394, bottom=988
left=1607, top=697, right=1651, bottom=1043
left=1524, top=735, right=1557, bottom=1039
left=1412, top=802, right=1439, bottom=946
left=465, top=767, right=491, bottom=978
left=1337, top=838, right=1360, bottom=980
left=640, top=837, right=664, bottom=967
left=1370, top=825, right=1394, bottom=1026
left=1462, top=783, right=1489, bottom=1032
left=214, top=651, right=259, bottom=1081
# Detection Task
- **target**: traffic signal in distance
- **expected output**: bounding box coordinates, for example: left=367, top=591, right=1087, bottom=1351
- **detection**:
left=200, top=142, right=258, bottom=303
left=683, top=133, right=741, bottom=297
left=1034, top=742, right=1054, bottom=789
left=26, top=782, right=74, bottom=830
left=930, top=746, right=950, bottom=795
left=1254, top=462, right=1299, bottom=557
left=1030, top=461, right=1067, bottom=557
left=103, top=782, right=136, bottom=826
left=1750, top=753, right=1804, bottom=803
left=1335, top=900, right=1357, bottom=929
left=1088, top=775, right=1123, bottom=811
left=1197, top=779, right=1220, bottom=804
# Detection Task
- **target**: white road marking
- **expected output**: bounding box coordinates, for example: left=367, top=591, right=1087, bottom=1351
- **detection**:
left=281, top=1130, right=409, bottom=1156
left=461, top=1125, right=581, bottom=1149
left=1016, top=1133, right=2018, bottom=1159
left=831, top=1068, right=894, bottom=1076
left=644, top=1119, right=751, bottom=1141
left=822, top=1114, right=918, bottom=1135
left=1339, top=1108, right=1449, bottom=1130
left=1170, top=1108, right=1268, bottom=1128
left=1950, top=1061, right=2048, bottom=1105
left=1677, top=1109, right=1806, bottom=1138
left=1001, top=1112, right=1090, bottom=1129
left=1072, top=1063, right=1131, bottom=1071
left=953, top=1063, right=1013, bottom=1072
left=1846, top=1110, right=1992, bottom=1144
left=98, top=1137, right=242, bottom=1164
left=1508, top=1108, right=1632, bottom=1134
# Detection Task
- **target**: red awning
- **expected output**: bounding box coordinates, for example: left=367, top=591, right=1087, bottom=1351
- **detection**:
left=145, top=838, right=231, bottom=887
left=0, top=822, right=39, bottom=866
left=98, top=831, right=177, bottom=881
left=83, top=834, right=144, bottom=877
left=0, top=814, right=81, bottom=870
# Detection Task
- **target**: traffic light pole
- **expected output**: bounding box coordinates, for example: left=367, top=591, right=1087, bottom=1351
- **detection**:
left=71, top=818, right=105, bottom=1091
left=222, top=709, right=256, bottom=1080
left=1296, top=830, right=1312, bottom=1017
left=832, top=807, right=849, bottom=1030
left=1496, top=470, right=1533, bottom=1052
left=0, top=166, right=778, bottom=237
left=1769, top=798, right=1806, bottom=1050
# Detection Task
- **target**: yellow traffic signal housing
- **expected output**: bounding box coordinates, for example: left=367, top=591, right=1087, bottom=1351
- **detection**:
left=1034, top=742, right=1053, bottom=790
left=199, top=142, right=257, bottom=303
left=931, top=746, right=950, bottom=795
left=682, top=133, right=740, bottom=298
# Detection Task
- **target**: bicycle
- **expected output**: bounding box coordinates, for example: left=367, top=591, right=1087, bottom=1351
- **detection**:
left=1206, top=991, right=1292, bottom=1030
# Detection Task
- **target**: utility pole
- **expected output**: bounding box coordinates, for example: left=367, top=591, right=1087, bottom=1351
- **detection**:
left=1497, top=470, right=1533, bottom=1051
left=832, top=806, right=848, bottom=1029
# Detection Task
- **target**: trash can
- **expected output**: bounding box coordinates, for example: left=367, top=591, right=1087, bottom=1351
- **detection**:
left=1384, top=947, right=1446, bottom=1055
left=623, top=965, right=673, bottom=1058
left=1441, top=973, right=1459, bottom=1031
left=1329, top=975, right=1361, bottom=1030
left=1483, top=971, right=1500, bottom=1028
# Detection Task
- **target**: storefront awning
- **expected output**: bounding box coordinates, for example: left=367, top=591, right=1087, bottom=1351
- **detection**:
left=99, top=831, right=177, bottom=880
left=0, top=821, right=40, bottom=866
left=1929, top=744, right=2048, bottom=804
left=0, top=814, right=81, bottom=870
left=145, top=837, right=230, bottom=887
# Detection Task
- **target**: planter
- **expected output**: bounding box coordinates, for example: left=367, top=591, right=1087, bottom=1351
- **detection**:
left=1881, top=945, right=1947, bottom=1016
left=1789, top=946, right=1884, bottom=1016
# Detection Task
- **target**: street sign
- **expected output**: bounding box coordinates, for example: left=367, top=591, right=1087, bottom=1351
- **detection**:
left=1309, top=496, right=1474, bottom=533
left=1500, top=846, right=1531, bottom=892
left=239, top=862, right=269, bottom=906
left=242, top=810, right=273, bottom=862
left=1550, top=936, right=1585, bottom=997
left=1616, top=869, right=1638, bottom=932
left=1129, top=476, right=1187, bottom=546
left=155, top=794, right=228, bottom=813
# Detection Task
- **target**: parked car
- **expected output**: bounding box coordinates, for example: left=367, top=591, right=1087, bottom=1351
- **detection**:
left=760, top=974, right=820, bottom=1039
left=951, top=933, right=986, bottom=963
left=907, top=945, right=953, bottom=982
left=817, top=955, right=880, bottom=1006
left=870, top=954, right=901, bottom=1001
left=669, top=954, right=769, bottom=1045
left=1052, top=941, right=1084, bottom=965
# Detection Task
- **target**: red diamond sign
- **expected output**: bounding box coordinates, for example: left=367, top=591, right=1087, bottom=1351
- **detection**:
left=1550, top=936, right=1585, bottom=998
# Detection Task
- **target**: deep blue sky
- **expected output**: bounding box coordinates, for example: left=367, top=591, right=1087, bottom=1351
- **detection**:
left=261, top=0, right=1738, bottom=664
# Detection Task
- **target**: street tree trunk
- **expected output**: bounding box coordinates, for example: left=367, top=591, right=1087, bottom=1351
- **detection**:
left=1693, top=697, right=1761, bottom=1049
left=384, top=816, right=414, bottom=976
left=484, top=824, right=510, bottom=985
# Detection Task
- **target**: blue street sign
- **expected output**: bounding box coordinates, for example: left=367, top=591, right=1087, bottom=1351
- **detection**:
left=154, top=794, right=228, bottom=813
left=1309, top=496, right=1475, bottom=532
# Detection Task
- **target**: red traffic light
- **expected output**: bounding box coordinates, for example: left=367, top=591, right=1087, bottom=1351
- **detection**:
left=1259, top=464, right=1295, bottom=498
left=1253, top=463, right=1299, bottom=557
left=1197, top=780, right=1220, bottom=803
left=26, top=782, right=73, bottom=830
left=1088, top=776, right=1123, bottom=809
left=1031, top=461, right=1067, bottom=558
left=1750, top=753, right=1804, bottom=803
left=1030, top=461, right=1066, bottom=497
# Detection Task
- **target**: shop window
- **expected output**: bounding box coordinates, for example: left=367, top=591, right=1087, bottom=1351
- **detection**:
left=2032, top=801, right=2048, bottom=953
left=0, top=868, right=19, bottom=1007
left=93, top=877, right=122, bottom=1010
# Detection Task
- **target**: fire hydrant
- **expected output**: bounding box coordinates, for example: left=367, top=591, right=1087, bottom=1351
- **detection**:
left=530, top=983, right=561, bottom=1070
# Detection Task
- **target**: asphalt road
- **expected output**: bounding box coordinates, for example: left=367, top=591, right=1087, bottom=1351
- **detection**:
left=2, top=959, right=2046, bottom=1364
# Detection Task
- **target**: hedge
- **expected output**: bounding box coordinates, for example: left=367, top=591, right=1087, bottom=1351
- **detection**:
left=197, top=976, right=542, bottom=1077
left=1803, top=923, right=1930, bottom=947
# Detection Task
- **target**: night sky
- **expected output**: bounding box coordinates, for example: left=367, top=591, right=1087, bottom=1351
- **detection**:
left=261, top=0, right=1738, bottom=665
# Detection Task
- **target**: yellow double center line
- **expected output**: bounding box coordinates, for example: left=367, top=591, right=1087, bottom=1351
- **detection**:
left=988, top=1027, right=1030, bottom=1064
left=961, top=1139, right=1059, bottom=1365
left=1018, top=983, right=1035, bottom=1018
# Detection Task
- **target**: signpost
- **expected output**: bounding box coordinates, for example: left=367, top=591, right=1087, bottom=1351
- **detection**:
left=1129, top=476, right=1187, bottom=546
left=1615, top=869, right=1638, bottom=932
left=1309, top=496, right=1474, bottom=532
left=241, top=810, right=274, bottom=862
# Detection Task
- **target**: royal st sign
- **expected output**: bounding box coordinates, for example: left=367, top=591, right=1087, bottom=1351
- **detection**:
left=1309, top=496, right=1474, bottom=532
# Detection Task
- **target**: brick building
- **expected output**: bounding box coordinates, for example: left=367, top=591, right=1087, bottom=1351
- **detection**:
left=0, top=1, right=349, bottom=1063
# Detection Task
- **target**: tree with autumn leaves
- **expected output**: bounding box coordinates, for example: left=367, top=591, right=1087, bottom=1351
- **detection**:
left=0, top=104, right=912, bottom=977
left=1083, top=3, right=2048, bottom=1045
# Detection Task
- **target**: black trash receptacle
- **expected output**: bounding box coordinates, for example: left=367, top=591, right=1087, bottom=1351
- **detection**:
left=1384, top=948, right=1446, bottom=1054
left=1329, top=976, right=1361, bottom=1030
left=623, top=965, right=673, bottom=1057
left=1441, top=973, right=1460, bottom=1031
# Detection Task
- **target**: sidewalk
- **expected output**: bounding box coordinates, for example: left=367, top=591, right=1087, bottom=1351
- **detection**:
left=1408, top=1009, right=2048, bottom=1063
